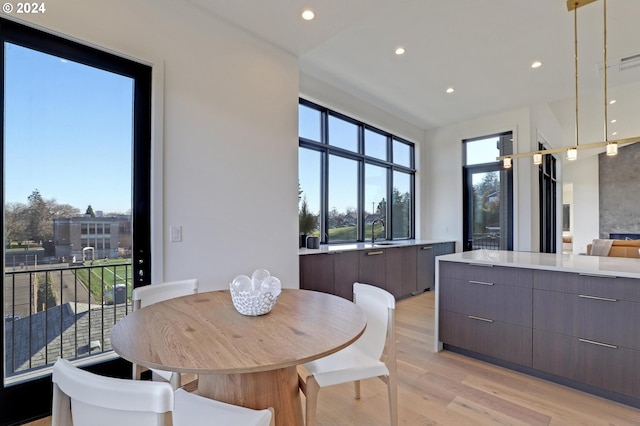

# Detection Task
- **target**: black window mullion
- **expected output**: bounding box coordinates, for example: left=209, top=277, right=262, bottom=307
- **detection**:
left=320, top=110, right=329, bottom=243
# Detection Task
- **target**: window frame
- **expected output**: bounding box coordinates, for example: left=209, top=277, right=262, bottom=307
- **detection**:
left=298, top=99, right=416, bottom=244
left=0, top=17, right=152, bottom=424
left=461, top=131, right=514, bottom=251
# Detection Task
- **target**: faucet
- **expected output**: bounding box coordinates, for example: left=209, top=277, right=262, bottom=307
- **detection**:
left=371, top=218, right=385, bottom=244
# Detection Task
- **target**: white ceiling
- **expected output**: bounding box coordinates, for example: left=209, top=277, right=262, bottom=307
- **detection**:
left=184, top=0, right=640, bottom=140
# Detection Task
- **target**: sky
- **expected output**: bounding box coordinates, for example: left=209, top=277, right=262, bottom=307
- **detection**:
left=4, top=42, right=134, bottom=213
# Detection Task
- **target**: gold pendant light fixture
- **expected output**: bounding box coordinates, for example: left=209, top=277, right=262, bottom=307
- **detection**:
left=498, top=0, right=640, bottom=168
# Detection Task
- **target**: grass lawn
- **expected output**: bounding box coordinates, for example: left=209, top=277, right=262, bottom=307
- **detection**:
left=73, top=258, right=132, bottom=302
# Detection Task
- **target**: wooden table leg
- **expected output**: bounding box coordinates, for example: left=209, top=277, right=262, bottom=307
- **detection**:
left=196, top=366, right=303, bottom=426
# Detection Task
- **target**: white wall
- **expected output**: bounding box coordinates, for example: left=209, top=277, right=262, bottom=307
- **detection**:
left=19, top=0, right=300, bottom=290
left=564, top=156, right=599, bottom=254
left=424, top=108, right=532, bottom=251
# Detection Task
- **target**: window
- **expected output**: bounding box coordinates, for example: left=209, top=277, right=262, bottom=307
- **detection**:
left=1, top=18, right=152, bottom=423
left=298, top=99, right=415, bottom=243
left=462, top=132, right=513, bottom=251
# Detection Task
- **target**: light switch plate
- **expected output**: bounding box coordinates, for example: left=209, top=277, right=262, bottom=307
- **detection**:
left=169, top=225, right=182, bottom=242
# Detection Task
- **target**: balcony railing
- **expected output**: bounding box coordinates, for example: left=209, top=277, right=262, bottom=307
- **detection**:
left=469, top=233, right=501, bottom=250
left=4, top=261, right=132, bottom=383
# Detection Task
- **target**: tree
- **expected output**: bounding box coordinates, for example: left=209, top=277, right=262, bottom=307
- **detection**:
left=391, top=188, right=411, bottom=236
left=50, top=202, right=80, bottom=218
left=376, top=198, right=387, bottom=216
left=20, top=189, right=81, bottom=244
left=5, top=202, right=28, bottom=247
left=473, top=172, right=500, bottom=232
left=299, top=196, right=317, bottom=235
left=86, top=205, right=96, bottom=217
left=27, top=189, right=50, bottom=243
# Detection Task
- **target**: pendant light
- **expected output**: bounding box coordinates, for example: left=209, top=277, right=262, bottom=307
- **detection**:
left=495, top=0, right=640, bottom=167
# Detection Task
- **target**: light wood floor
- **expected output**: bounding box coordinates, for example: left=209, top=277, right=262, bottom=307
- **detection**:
left=26, top=291, right=640, bottom=425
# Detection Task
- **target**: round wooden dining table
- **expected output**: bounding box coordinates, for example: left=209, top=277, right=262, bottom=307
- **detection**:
left=110, top=288, right=367, bottom=425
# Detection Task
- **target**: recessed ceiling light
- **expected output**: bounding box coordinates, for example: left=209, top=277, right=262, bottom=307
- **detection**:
left=612, top=131, right=618, bottom=136
left=301, top=9, right=315, bottom=20
left=611, top=119, right=617, bottom=123
left=531, top=61, right=543, bottom=68
left=446, top=87, right=455, bottom=94
left=609, top=99, right=617, bottom=104
left=395, top=47, right=405, bottom=55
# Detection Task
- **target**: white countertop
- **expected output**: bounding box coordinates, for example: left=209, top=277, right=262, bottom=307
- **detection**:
left=299, top=239, right=456, bottom=256
left=437, top=250, right=640, bottom=279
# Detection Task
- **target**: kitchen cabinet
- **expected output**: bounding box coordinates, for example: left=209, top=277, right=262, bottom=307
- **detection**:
left=438, top=254, right=640, bottom=408
left=532, top=270, right=640, bottom=399
left=300, top=251, right=360, bottom=300
left=401, top=246, right=417, bottom=296
left=299, top=253, right=334, bottom=294
left=385, top=247, right=404, bottom=297
left=358, top=249, right=386, bottom=289
left=416, top=244, right=434, bottom=292
left=333, top=251, right=359, bottom=301
left=300, top=240, right=455, bottom=300
left=438, top=261, right=533, bottom=366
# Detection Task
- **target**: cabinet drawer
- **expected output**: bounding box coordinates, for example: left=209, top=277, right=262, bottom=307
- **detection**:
left=439, top=310, right=532, bottom=367
left=440, top=277, right=532, bottom=326
left=534, top=289, right=640, bottom=350
left=533, top=329, right=640, bottom=398
left=439, top=262, right=532, bottom=288
left=533, top=270, right=640, bottom=302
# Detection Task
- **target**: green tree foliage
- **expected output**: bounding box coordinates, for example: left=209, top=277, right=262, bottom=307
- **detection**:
left=299, top=195, right=317, bottom=235
left=27, top=189, right=50, bottom=243
left=86, top=205, right=96, bottom=217
left=5, top=189, right=81, bottom=246
left=473, top=172, right=500, bottom=233
left=5, top=202, right=28, bottom=247
left=391, top=188, right=411, bottom=238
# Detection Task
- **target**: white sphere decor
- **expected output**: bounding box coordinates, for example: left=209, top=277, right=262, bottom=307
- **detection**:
left=230, top=269, right=282, bottom=316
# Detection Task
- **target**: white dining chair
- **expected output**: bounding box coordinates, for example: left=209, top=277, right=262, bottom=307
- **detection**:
left=299, top=282, right=398, bottom=426
left=173, top=388, right=274, bottom=426
left=51, top=358, right=275, bottom=426
left=131, top=278, right=199, bottom=390
left=52, top=358, right=173, bottom=426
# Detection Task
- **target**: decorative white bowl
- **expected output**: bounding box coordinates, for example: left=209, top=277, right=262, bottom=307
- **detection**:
left=230, top=269, right=281, bottom=316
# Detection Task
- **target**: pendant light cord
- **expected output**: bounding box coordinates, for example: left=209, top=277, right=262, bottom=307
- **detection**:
left=603, top=0, right=608, bottom=142
left=574, top=2, right=579, bottom=147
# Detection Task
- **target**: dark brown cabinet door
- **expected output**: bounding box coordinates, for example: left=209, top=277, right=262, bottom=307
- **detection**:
left=333, top=251, right=359, bottom=301
left=299, top=254, right=334, bottom=294
left=416, top=245, right=435, bottom=292
left=385, top=248, right=404, bottom=297
left=358, top=249, right=386, bottom=289
left=439, top=310, right=532, bottom=366
left=401, top=246, right=418, bottom=296
left=533, top=330, right=640, bottom=398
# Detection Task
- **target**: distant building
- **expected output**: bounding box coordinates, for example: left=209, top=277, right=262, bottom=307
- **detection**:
left=53, top=215, right=131, bottom=260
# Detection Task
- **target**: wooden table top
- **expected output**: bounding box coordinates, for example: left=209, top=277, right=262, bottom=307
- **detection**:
left=111, top=289, right=367, bottom=375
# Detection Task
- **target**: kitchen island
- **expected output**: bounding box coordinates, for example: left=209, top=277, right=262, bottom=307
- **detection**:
left=436, top=250, right=640, bottom=408
left=300, top=239, right=455, bottom=299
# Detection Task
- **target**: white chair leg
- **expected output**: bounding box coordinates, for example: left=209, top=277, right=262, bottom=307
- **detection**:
left=386, top=374, right=398, bottom=426
left=169, top=372, right=181, bottom=391
left=354, top=380, right=361, bottom=399
left=51, top=383, right=72, bottom=426
left=133, top=363, right=144, bottom=380
left=305, top=375, right=320, bottom=426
